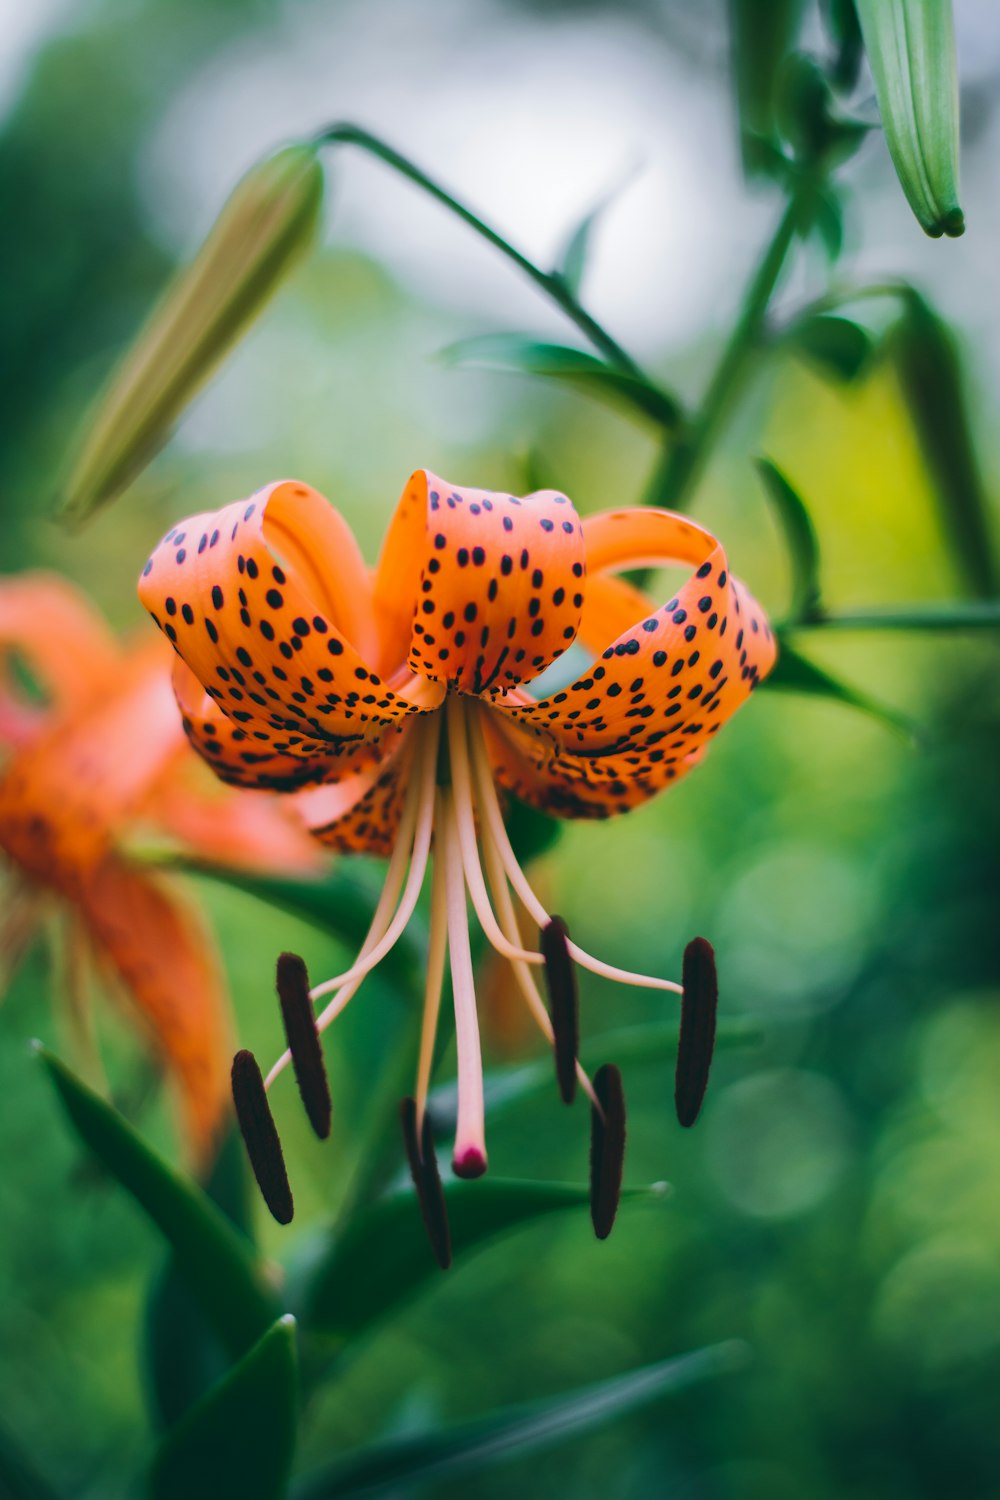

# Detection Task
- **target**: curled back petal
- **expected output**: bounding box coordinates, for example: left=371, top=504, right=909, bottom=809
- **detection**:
left=78, top=856, right=232, bottom=1162
left=138, top=480, right=443, bottom=773
left=373, top=469, right=586, bottom=695
left=488, top=508, right=776, bottom=817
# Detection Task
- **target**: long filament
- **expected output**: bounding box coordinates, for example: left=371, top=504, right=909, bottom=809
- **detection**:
left=446, top=696, right=542, bottom=967
left=468, top=704, right=683, bottom=997
left=442, top=787, right=487, bottom=1176
left=414, top=831, right=449, bottom=1133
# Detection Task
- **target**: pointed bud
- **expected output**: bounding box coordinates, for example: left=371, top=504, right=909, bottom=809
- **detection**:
left=541, top=916, right=578, bottom=1104
left=276, top=952, right=331, bottom=1140
left=231, top=1049, right=293, bottom=1224
left=401, top=1098, right=452, bottom=1270
left=675, top=937, right=719, bottom=1128
left=856, top=0, right=964, bottom=238
left=589, top=1063, right=626, bottom=1240
left=62, top=144, right=324, bottom=522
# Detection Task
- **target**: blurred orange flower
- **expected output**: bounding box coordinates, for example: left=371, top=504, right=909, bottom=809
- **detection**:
left=0, top=572, right=320, bottom=1160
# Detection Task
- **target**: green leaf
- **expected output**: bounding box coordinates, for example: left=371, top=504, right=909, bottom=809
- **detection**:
left=158, top=857, right=426, bottom=992
left=889, top=290, right=998, bottom=598
left=296, top=1341, right=747, bottom=1499
left=145, top=1130, right=255, bottom=1431
left=765, top=638, right=920, bottom=743
left=300, top=1179, right=655, bottom=1346
left=856, top=0, right=964, bottom=238
left=792, top=601, right=1000, bottom=631
left=556, top=163, right=640, bottom=295
left=0, top=1418, right=61, bottom=1500
left=755, top=457, right=822, bottom=621
left=730, top=0, right=804, bottom=176
left=149, top=1317, right=298, bottom=1500
left=784, top=313, right=875, bottom=382
left=37, top=1048, right=280, bottom=1360
left=61, top=146, right=324, bottom=522
left=822, top=0, right=864, bottom=90
left=440, top=333, right=682, bottom=429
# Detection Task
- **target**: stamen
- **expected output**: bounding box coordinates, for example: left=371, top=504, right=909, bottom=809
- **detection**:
left=310, top=714, right=441, bottom=1003
left=263, top=716, right=440, bottom=1091
left=442, top=788, right=487, bottom=1180
left=479, top=821, right=601, bottom=1111
left=276, top=952, right=331, bottom=1139
left=415, top=850, right=449, bottom=1132
left=675, top=936, right=718, bottom=1128
left=589, top=1062, right=626, bottom=1240
left=445, top=695, right=542, bottom=967
left=400, top=1096, right=451, bottom=1270
left=231, top=1049, right=293, bottom=1224
left=467, top=706, right=682, bottom=996
left=541, top=916, right=578, bottom=1104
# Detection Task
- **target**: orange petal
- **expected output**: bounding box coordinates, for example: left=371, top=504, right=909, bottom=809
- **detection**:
left=373, top=470, right=585, bottom=695
left=169, top=656, right=367, bottom=793
left=77, top=856, right=232, bottom=1162
left=149, top=763, right=324, bottom=875
left=138, top=481, right=442, bottom=775
left=0, top=571, right=121, bottom=730
left=292, top=726, right=416, bottom=855
left=0, top=639, right=185, bottom=888
left=488, top=508, right=776, bottom=817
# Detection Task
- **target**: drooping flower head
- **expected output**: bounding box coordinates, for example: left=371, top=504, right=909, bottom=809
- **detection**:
left=0, top=573, right=319, bottom=1160
left=138, top=472, right=775, bottom=1247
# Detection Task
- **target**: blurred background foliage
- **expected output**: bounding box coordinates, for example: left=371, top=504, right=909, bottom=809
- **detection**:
left=1, top=0, right=999, bottom=1496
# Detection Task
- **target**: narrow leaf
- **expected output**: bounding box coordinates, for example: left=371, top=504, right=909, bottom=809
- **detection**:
left=297, top=1342, right=747, bottom=1499
left=765, top=638, right=920, bottom=743
left=440, top=334, right=682, bottom=429
left=755, top=457, right=822, bottom=621
left=790, top=601, right=1000, bottom=631
left=889, top=290, right=998, bottom=598
left=856, top=0, right=964, bottom=237
left=300, top=1179, right=655, bottom=1344
left=784, top=313, right=875, bottom=382
left=730, top=0, right=804, bottom=176
left=557, top=163, right=640, bottom=295
left=149, top=1317, right=298, bottom=1500
left=37, top=1047, right=279, bottom=1359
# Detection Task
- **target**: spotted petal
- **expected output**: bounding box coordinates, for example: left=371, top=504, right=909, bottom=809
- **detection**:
left=487, top=508, right=776, bottom=817
left=374, top=470, right=586, bottom=695
left=138, top=480, right=443, bottom=775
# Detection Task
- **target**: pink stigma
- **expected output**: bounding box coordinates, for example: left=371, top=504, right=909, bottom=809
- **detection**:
left=452, top=1146, right=488, bottom=1180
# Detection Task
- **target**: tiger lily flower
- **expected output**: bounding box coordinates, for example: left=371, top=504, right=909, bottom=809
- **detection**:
left=0, top=572, right=319, bottom=1160
left=138, top=471, right=776, bottom=1221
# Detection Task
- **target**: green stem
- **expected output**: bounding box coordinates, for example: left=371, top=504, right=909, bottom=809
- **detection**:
left=314, top=123, right=653, bottom=388
left=649, top=189, right=806, bottom=514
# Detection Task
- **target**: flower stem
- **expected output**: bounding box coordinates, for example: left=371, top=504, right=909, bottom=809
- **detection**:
left=646, top=189, right=806, bottom=517
left=313, top=122, right=655, bottom=388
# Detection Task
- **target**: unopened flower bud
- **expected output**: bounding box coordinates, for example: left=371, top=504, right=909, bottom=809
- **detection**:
left=62, top=144, right=324, bottom=522
left=856, top=0, right=964, bottom=239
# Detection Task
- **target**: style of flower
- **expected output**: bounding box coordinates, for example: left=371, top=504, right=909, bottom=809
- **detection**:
left=138, top=471, right=776, bottom=1247
left=0, top=572, right=320, bottom=1160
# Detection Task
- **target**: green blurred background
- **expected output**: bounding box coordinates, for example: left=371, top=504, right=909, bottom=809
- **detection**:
left=2, top=1, right=999, bottom=1496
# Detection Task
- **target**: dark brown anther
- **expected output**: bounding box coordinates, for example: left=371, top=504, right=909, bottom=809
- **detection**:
left=400, top=1097, right=452, bottom=1270
left=675, top=936, right=719, bottom=1128
left=541, top=916, right=578, bottom=1104
left=276, top=951, right=331, bottom=1140
left=231, top=1049, right=293, bottom=1225
left=589, top=1063, right=626, bottom=1240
